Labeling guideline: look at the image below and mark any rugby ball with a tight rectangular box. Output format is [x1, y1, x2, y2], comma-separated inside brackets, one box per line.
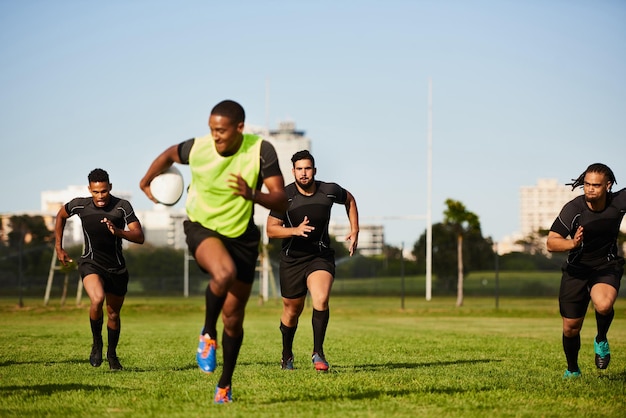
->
[151, 166, 184, 206]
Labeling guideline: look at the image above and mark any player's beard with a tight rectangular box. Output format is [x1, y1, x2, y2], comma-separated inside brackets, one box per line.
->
[584, 191, 606, 206]
[296, 178, 315, 191]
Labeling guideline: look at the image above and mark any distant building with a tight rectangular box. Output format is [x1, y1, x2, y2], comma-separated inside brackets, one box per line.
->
[246, 121, 312, 231]
[520, 179, 582, 237]
[328, 223, 384, 256]
[135, 206, 187, 249]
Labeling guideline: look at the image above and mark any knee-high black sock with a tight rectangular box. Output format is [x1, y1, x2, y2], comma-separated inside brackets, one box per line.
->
[312, 309, 329, 355]
[280, 322, 297, 360]
[203, 285, 226, 339]
[90, 317, 103, 345]
[107, 322, 121, 358]
[218, 330, 243, 389]
[595, 309, 614, 342]
[563, 333, 580, 372]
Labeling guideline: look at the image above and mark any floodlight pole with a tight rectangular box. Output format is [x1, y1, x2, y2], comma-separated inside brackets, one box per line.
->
[425, 78, 433, 301]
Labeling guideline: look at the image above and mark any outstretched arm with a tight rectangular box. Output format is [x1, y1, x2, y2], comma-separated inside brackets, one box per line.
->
[139, 144, 181, 203]
[343, 190, 359, 256]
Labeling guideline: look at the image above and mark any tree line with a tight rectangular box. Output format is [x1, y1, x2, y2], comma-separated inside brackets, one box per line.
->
[1, 205, 583, 298]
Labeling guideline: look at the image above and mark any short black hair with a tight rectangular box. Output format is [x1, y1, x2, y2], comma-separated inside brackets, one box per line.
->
[88, 168, 110, 183]
[291, 150, 315, 167]
[567, 163, 617, 191]
[211, 100, 245, 125]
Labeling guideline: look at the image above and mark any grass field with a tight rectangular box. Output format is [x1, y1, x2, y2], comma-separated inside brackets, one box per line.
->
[1, 295, 625, 417]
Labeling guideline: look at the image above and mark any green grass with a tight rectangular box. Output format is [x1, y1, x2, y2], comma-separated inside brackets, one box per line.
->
[1, 296, 625, 417]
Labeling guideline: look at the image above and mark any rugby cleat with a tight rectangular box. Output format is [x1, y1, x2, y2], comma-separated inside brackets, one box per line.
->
[197, 333, 217, 373]
[594, 338, 610, 369]
[214, 385, 232, 404]
[281, 357, 294, 370]
[562, 368, 581, 379]
[89, 342, 103, 367]
[312, 352, 329, 371]
[107, 356, 123, 371]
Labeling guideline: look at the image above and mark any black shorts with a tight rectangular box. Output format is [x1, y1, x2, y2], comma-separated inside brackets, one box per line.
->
[78, 261, 129, 297]
[559, 260, 624, 318]
[279, 250, 335, 299]
[184, 219, 260, 284]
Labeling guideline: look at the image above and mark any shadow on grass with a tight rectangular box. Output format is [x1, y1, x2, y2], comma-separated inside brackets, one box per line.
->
[0, 359, 86, 367]
[266, 385, 493, 404]
[597, 370, 626, 382]
[0, 383, 118, 395]
[240, 359, 500, 371]
[338, 358, 500, 371]
[0, 358, 198, 373]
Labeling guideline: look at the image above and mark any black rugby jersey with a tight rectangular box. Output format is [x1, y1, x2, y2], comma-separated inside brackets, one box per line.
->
[65, 196, 139, 271]
[270, 181, 347, 257]
[550, 188, 626, 269]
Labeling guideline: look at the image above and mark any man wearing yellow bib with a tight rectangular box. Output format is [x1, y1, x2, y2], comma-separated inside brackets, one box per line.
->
[140, 100, 287, 404]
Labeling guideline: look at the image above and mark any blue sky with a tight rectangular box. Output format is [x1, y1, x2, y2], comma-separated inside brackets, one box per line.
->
[1, 1, 624, 247]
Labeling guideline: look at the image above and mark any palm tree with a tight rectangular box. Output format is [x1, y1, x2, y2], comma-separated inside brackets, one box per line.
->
[443, 199, 480, 307]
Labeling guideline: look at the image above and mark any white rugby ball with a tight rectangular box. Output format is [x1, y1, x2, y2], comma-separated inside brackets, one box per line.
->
[150, 166, 184, 206]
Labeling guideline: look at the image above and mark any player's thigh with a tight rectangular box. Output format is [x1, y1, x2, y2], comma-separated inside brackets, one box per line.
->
[195, 237, 236, 281]
[82, 274, 105, 303]
[307, 270, 334, 308]
[559, 271, 590, 319]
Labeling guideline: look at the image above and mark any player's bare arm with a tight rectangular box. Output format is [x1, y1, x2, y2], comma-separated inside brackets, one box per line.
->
[267, 215, 315, 239]
[101, 218, 145, 244]
[139, 145, 182, 203]
[546, 227, 583, 252]
[54, 206, 72, 265]
[343, 191, 360, 256]
[257, 174, 288, 212]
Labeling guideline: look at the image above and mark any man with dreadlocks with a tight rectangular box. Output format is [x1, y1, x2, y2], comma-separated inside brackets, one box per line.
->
[547, 163, 625, 378]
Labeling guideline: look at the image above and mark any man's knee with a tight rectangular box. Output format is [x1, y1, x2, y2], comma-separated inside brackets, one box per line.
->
[594, 300, 614, 316]
[562, 318, 583, 336]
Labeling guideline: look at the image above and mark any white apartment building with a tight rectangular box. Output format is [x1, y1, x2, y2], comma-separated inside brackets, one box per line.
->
[328, 223, 384, 256]
[520, 179, 582, 236]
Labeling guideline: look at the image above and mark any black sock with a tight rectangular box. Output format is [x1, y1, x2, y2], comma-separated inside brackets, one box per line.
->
[563, 333, 580, 372]
[595, 309, 614, 342]
[107, 322, 121, 358]
[312, 309, 329, 355]
[218, 330, 243, 389]
[203, 285, 226, 339]
[280, 322, 297, 360]
[90, 317, 103, 345]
